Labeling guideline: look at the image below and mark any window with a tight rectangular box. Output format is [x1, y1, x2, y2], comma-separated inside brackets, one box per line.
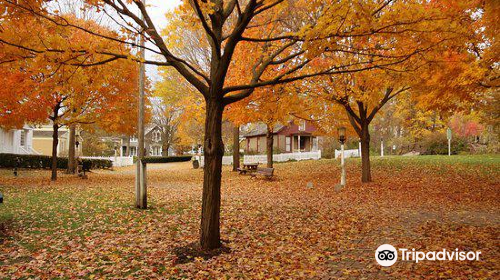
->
[286, 136, 291, 152]
[130, 136, 137, 142]
[152, 131, 161, 142]
[20, 130, 26, 146]
[150, 146, 162, 156]
[298, 120, 306, 131]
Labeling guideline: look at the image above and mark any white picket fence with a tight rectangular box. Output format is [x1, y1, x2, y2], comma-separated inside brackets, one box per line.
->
[334, 149, 360, 159]
[198, 151, 322, 166]
[83, 150, 323, 168]
[243, 150, 322, 164]
[81, 156, 134, 167]
[199, 156, 233, 167]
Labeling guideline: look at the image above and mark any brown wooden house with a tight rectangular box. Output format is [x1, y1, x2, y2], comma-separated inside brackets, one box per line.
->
[242, 120, 321, 154]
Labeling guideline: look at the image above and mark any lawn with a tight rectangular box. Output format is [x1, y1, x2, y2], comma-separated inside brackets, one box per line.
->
[0, 155, 499, 279]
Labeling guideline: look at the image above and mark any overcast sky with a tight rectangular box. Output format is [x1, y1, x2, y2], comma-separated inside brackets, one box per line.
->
[143, 0, 182, 82]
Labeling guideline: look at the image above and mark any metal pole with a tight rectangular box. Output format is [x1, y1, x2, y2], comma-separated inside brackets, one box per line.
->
[340, 143, 346, 187]
[136, 0, 147, 209]
[448, 139, 451, 156]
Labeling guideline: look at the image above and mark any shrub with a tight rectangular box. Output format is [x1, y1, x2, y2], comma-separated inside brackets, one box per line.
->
[81, 158, 113, 170]
[0, 153, 111, 170]
[418, 132, 468, 155]
[142, 155, 193, 164]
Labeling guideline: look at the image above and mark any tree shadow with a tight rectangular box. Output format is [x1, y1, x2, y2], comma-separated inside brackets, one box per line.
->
[172, 241, 231, 264]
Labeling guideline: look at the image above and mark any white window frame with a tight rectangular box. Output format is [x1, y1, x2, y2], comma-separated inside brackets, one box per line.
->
[286, 136, 291, 152]
[298, 120, 306, 131]
[313, 137, 318, 151]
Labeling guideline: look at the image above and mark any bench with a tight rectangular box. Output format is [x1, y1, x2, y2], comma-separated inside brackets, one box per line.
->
[237, 163, 259, 175]
[250, 167, 274, 179]
[237, 167, 248, 174]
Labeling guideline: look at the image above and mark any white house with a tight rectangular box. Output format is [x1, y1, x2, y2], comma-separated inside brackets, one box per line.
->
[0, 126, 37, 155]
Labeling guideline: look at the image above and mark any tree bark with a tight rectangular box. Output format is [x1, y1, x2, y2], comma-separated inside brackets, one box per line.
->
[163, 143, 170, 156]
[266, 127, 273, 168]
[51, 122, 59, 181]
[360, 123, 372, 182]
[200, 100, 225, 250]
[232, 124, 240, 171]
[67, 124, 76, 174]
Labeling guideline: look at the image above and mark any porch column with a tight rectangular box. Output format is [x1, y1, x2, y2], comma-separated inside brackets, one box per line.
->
[120, 138, 123, 158]
[298, 135, 301, 153]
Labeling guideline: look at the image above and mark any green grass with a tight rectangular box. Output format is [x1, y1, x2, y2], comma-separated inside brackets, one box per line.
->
[316, 154, 499, 176]
[0, 179, 191, 256]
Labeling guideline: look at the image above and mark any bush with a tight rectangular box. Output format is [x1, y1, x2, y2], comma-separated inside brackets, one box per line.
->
[81, 158, 113, 170]
[142, 155, 193, 164]
[0, 153, 112, 170]
[418, 132, 468, 155]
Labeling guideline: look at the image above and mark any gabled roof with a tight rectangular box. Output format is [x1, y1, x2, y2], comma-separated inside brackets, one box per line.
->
[145, 124, 162, 135]
[242, 123, 285, 137]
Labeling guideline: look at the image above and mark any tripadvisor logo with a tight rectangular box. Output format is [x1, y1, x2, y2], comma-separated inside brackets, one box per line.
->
[375, 244, 481, 266]
[375, 244, 398, 266]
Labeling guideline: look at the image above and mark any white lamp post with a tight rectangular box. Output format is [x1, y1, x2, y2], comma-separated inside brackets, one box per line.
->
[380, 137, 384, 157]
[338, 127, 346, 188]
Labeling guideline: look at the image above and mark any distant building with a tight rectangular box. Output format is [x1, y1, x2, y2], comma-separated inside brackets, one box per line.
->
[242, 120, 322, 154]
[121, 125, 166, 157]
[0, 125, 36, 154]
[32, 125, 83, 156]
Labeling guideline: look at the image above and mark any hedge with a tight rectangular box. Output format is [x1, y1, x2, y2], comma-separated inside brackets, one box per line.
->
[0, 153, 112, 170]
[142, 155, 193, 164]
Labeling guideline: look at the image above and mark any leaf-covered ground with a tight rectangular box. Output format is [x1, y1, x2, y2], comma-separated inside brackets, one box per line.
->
[0, 155, 499, 279]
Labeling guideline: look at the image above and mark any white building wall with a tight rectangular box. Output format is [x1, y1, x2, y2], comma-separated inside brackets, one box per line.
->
[0, 127, 35, 155]
[0, 129, 14, 153]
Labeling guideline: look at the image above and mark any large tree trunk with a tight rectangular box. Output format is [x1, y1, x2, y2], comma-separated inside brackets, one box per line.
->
[51, 122, 59, 181]
[67, 124, 76, 174]
[232, 124, 240, 171]
[360, 123, 372, 182]
[200, 100, 225, 250]
[266, 127, 273, 168]
[163, 143, 170, 156]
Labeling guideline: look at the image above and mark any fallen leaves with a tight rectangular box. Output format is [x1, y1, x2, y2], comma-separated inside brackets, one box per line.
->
[0, 156, 498, 279]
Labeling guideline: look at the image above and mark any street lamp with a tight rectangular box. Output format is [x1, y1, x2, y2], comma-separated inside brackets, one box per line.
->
[338, 126, 346, 189]
[338, 127, 346, 144]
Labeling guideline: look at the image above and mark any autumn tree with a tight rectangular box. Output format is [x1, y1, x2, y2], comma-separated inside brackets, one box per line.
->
[304, 0, 492, 182]
[4, 0, 480, 249]
[0, 16, 139, 180]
